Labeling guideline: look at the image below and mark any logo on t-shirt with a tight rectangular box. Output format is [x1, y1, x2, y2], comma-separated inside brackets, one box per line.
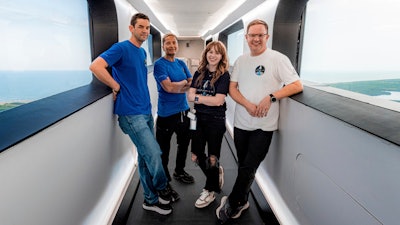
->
[255, 65, 265, 76]
[197, 79, 215, 96]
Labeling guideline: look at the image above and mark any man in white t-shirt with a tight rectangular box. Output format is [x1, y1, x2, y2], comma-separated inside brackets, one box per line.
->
[216, 19, 303, 224]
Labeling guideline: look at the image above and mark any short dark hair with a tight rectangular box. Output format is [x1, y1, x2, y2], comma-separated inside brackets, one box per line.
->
[162, 33, 178, 44]
[130, 13, 150, 26]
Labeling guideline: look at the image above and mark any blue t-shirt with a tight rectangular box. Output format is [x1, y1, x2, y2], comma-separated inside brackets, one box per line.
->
[153, 57, 192, 117]
[100, 40, 151, 115]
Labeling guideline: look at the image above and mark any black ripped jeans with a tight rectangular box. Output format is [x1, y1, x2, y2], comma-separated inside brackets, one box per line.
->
[191, 112, 226, 192]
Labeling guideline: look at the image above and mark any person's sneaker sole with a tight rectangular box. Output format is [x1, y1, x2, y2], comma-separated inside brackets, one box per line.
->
[231, 201, 250, 219]
[142, 202, 172, 215]
[216, 196, 228, 219]
[159, 196, 170, 205]
[219, 166, 224, 190]
[158, 188, 172, 204]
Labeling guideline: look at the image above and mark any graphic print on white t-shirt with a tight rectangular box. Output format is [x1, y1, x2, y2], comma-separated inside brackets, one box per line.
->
[255, 65, 265, 76]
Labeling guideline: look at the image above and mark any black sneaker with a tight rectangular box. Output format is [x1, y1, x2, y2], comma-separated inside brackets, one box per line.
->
[216, 196, 250, 223]
[216, 196, 231, 224]
[158, 188, 172, 204]
[142, 201, 172, 215]
[167, 183, 180, 202]
[173, 170, 194, 184]
[231, 201, 250, 219]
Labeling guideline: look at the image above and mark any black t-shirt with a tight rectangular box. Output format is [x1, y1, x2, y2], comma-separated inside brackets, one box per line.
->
[191, 70, 230, 116]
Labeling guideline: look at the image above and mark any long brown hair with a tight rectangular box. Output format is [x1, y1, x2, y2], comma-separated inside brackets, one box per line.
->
[194, 41, 229, 87]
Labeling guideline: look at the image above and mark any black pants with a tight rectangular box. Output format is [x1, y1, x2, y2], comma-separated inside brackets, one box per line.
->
[191, 113, 226, 192]
[228, 127, 273, 208]
[156, 110, 191, 181]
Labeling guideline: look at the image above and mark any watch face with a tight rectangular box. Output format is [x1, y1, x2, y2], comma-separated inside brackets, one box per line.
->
[270, 94, 276, 102]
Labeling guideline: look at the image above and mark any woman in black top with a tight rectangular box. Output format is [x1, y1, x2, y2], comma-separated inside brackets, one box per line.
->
[188, 41, 230, 208]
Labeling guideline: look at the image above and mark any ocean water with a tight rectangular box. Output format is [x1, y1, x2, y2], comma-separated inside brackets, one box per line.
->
[1, 70, 399, 104]
[301, 70, 400, 84]
[301, 71, 400, 102]
[0, 71, 92, 103]
[328, 78, 400, 102]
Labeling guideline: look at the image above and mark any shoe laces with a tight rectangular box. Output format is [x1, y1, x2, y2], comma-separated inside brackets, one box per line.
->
[200, 189, 213, 200]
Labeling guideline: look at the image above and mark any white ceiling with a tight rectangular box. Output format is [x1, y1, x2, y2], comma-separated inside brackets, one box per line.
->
[128, 0, 266, 39]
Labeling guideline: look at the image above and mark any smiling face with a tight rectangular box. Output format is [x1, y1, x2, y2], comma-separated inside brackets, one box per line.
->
[246, 24, 269, 56]
[130, 18, 150, 45]
[162, 35, 179, 57]
[206, 46, 222, 70]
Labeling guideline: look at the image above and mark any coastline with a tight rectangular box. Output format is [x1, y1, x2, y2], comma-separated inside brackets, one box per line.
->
[0, 100, 31, 105]
[0, 101, 30, 112]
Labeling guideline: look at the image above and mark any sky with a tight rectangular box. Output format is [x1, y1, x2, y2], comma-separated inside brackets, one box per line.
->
[1, 0, 399, 80]
[300, 0, 400, 83]
[0, 0, 90, 71]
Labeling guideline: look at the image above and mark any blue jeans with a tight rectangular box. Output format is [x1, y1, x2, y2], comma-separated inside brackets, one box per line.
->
[118, 114, 168, 204]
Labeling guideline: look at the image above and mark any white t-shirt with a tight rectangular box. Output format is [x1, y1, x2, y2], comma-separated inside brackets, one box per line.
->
[231, 49, 300, 131]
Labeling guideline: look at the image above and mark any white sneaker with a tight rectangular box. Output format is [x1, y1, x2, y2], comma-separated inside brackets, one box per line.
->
[195, 189, 215, 208]
[219, 166, 224, 190]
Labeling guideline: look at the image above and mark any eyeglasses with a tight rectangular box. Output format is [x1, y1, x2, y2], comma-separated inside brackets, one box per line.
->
[246, 33, 268, 39]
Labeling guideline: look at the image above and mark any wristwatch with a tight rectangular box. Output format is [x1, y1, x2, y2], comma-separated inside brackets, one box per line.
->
[269, 94, 276, 103]
[194, 95, 199, 103]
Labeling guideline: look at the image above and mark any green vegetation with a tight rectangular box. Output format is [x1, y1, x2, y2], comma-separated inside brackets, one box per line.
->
[329, 79, 400, 97]
[0, 102, 26, 112]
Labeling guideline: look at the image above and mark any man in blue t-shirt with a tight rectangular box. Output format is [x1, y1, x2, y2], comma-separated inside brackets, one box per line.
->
[89, 13, 172, 216]
[153, 33, 194, 201]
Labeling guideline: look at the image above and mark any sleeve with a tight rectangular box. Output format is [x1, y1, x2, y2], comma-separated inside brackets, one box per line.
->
[190, 71, 200, 88]
[277, 54, 300, 85]
[215, 72, 230, 95]
[99, 43, 122, 67]
[153, 60, 168, 84]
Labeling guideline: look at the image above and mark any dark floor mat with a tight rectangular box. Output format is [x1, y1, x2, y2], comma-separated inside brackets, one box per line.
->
[125, 135, 266, 225]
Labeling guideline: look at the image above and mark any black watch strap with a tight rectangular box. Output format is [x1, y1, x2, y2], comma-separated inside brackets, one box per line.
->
[269, 94, 276, 102]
